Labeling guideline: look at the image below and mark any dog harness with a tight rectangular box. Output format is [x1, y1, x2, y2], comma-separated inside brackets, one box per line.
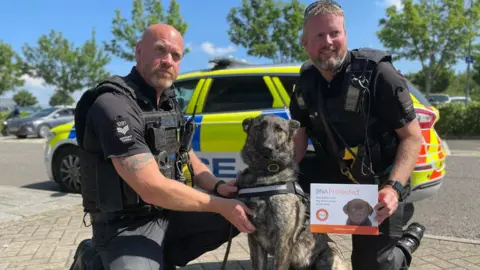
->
[237, 181, 306, 199]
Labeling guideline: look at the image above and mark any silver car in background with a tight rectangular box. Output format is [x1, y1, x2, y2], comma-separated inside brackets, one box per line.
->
[4, 106, 75, 138]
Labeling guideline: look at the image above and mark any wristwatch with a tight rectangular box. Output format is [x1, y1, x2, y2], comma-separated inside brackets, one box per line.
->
[384, 180, 404, 201]
[213, 180, 226, 197]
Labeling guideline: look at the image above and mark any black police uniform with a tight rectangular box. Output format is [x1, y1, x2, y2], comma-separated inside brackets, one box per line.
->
[71, 67, 239, 270]
[290, 48, 424, 270]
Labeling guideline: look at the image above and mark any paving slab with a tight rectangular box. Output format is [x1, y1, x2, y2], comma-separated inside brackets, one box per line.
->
[0, 186, 81, 226]
[0, 203, 479, 270]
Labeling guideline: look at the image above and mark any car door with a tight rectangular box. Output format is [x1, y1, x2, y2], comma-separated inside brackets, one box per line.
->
[50, 108, 75, 127]
[191, 75, 286, 179]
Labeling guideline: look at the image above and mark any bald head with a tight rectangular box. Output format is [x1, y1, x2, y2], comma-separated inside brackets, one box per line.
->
[135, 24, 184, 97]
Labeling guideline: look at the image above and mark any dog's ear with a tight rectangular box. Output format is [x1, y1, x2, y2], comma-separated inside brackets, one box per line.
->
[242, 117, 253, 132]
[289, 120, 301, 136]
[343, 202, 349, 214]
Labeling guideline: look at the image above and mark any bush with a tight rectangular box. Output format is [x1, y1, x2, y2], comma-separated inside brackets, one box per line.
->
[435, 101, 480, 137]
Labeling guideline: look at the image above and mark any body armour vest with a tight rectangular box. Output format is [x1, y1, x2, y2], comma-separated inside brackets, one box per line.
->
[294, 48, 400, 184]
[74, 75, 185, 213]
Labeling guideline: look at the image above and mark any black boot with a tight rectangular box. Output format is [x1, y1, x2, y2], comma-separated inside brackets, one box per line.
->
[397, 222, 426, 265]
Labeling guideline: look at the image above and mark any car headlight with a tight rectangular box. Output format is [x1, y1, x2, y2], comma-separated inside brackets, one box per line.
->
[3, 121, 6, 125]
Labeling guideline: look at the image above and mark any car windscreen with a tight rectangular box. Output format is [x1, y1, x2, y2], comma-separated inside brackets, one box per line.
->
[406, 82, 432, 106]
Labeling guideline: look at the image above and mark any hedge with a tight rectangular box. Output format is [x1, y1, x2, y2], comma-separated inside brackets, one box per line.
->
[435, 101, 480, 137]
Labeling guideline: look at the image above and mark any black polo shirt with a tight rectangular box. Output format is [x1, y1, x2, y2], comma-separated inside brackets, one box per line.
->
[290, 51, 417, 185]
[290, 51, 416, 132]
[83, 67, 161, 159]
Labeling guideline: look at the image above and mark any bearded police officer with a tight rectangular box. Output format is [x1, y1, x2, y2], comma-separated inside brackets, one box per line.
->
[290, 1, 426, 270]
[71, 24, 255, 270]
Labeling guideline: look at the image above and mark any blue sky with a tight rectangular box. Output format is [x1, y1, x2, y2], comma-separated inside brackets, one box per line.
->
[0, 0, 472, 106]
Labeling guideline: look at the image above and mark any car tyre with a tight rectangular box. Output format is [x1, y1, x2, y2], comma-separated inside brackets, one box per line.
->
[53, 145, 82, 193]
[37, 124, 51, 138]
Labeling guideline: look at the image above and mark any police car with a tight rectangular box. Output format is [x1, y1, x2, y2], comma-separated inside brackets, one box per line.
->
[44, 57, 448, 205]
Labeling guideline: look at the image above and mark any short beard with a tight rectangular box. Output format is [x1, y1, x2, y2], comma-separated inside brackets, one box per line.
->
[149, 73, 174, 90]
[313, 50, 347, 73]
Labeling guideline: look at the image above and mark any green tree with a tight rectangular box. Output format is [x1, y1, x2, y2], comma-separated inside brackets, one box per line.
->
[22, 29, 111, 98]
[0, 40, 25, 96]
[49, 91, 74, 106]
[104, 0, 188, 62]
[227, 0, 308, 63]
[472, 43, 480, 87]
[403, 66, 455, 93]
[377, 0, 480, 95]
[12, 89, 38, 107]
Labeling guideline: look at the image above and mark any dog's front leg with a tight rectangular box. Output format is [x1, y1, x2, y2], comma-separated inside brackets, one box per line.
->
[273, 234, 294, 270]
[248, 235, 269, 270]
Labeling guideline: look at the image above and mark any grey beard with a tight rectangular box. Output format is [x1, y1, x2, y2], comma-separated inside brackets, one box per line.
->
[313, 51, 347, 73]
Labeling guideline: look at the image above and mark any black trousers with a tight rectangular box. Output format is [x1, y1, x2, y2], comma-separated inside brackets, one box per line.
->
[90, 210, 239, 270]
[298, 154, 412, 270]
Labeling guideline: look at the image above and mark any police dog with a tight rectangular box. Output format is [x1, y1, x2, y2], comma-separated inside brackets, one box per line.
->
[237, 114, 349, 270]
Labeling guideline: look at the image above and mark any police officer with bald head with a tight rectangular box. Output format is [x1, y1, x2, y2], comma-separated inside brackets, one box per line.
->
[70, 24, 255, 270]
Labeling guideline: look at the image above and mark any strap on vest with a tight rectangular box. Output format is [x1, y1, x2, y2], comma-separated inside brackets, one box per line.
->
[293, 49, 393, 184]
[237, 181, 305, 199]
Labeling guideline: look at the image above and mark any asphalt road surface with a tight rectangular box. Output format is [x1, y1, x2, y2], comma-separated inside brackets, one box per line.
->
[0, 136, 479, 239]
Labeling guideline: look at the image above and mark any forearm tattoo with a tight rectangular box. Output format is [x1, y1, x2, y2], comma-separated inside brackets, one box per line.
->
[118, 153, 155, 172]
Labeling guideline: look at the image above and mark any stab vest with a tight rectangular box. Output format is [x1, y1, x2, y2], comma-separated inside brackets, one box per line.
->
[74, 75, 185, 213]
[294, 48, 400, 184]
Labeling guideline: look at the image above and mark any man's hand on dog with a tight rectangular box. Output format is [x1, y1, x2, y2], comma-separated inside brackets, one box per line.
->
[219, 199, 256, 233]
[217, 179, 238, 198]
[374, 186, 399, 224]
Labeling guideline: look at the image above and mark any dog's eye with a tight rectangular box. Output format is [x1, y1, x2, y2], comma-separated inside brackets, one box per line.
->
[274, 124, 284, 133]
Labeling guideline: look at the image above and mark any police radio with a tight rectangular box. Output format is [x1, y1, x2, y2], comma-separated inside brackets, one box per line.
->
[344, 76, 368, 113]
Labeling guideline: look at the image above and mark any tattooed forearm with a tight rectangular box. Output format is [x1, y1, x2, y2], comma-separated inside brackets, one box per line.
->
[117, 153, 155, 172]
[389, 137, 422, 185]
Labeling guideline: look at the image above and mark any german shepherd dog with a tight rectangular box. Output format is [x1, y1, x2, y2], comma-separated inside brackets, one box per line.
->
[236, 114, 349, 270]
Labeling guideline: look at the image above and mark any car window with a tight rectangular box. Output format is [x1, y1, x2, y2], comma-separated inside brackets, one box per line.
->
[278, 76, 299, 97]
[174, 79, 200, 112]
[406, 82, 432, 106]
[202, 76, 274, 113]
[57, 109, 74, 116]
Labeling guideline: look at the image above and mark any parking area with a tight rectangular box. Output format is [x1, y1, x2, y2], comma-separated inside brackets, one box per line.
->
[1, 137, 480, 269]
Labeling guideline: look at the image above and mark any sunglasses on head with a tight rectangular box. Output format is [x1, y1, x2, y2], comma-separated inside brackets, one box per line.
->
[304, 0, 343, 17]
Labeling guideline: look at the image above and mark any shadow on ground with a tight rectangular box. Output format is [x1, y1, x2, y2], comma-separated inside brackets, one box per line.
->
[181, 259, 274, 270]
[22, 180, 68, 197]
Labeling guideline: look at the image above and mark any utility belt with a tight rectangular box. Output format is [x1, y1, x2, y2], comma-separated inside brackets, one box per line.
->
[89, 204, 166, 224]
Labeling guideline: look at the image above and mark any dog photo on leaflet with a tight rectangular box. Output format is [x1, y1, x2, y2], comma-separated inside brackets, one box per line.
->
[236, 114, 349, 270]
[343, 198, 374, 226]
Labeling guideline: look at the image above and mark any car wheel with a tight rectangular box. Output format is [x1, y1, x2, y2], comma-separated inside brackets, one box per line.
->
[53, 145, 81, 193]
[37, 125, 50, 138]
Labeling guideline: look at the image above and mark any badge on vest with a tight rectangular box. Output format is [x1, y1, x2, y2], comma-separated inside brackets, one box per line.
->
[114, 115, 134, 144]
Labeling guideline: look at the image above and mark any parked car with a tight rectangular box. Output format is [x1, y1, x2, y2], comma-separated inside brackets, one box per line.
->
[449, 96, 472, 104]
[426, 94, 451, 106]
[44, 58, 448, 207]
[4, 106, 75, 138]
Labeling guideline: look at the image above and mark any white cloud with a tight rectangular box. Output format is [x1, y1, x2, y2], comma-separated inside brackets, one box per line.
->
[21, 74, 47, 89]
[200, 42, 237, 56]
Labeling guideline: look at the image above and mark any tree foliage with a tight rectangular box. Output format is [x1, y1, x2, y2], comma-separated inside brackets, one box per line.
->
[49, 91, 74, 106]
[12, 89, 38, 107]
[377, 0, 480, 95]
[473, 43, 480, 87]
[227, 0, 308, 63]
[0, 40, 25, 96]
[22, 29, 111, 97]
[104, 0, 188, 62]
[403, 66, 455, 93]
